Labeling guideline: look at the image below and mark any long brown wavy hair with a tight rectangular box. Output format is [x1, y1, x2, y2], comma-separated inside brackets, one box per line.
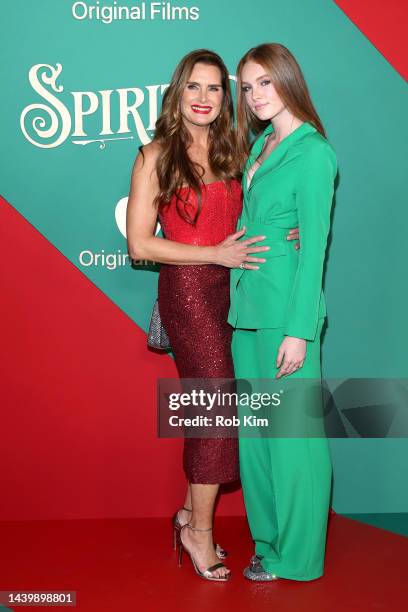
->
[236, 43, 326, 169]
[152, 49, 239, 223]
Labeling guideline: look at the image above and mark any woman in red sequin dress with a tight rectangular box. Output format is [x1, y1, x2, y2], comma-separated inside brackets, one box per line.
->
[126, 50, 271, 581]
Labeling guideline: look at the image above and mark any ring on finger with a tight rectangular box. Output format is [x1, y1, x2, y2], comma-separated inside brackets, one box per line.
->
[239, 262, 246, 270]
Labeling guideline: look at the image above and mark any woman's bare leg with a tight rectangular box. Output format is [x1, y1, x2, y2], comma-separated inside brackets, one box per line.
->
[181, 483, 229, 578]
[177, 482, 192, 525]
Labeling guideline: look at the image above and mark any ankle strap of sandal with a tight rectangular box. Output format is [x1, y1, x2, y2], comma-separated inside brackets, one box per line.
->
[185, 523, 212, 532]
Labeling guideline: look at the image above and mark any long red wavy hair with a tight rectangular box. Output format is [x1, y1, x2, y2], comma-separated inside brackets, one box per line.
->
[236, 43, 326, 168]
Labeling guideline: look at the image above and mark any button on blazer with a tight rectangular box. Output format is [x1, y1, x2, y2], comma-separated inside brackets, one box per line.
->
[228, 122, 337, 341]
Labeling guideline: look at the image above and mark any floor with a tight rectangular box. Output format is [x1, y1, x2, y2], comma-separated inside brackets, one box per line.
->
[0, 514, 407, 611]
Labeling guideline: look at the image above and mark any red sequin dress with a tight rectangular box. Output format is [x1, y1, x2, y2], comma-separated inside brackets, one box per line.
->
[158, 180, 242, 484]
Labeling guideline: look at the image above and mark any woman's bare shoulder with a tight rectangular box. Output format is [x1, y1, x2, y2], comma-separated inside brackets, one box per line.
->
[138, 140, 162, 166]
[132, 140, 162, 179]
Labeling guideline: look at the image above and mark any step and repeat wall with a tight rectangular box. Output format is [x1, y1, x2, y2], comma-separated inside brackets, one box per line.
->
[0, 0, 406, 518]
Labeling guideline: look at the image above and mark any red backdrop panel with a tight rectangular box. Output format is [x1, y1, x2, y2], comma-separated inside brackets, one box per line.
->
[335, 0, 407, 80]
[0, 196, 244, 519]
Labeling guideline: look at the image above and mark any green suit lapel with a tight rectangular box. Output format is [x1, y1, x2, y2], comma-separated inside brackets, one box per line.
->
[244, 122, 316, 194]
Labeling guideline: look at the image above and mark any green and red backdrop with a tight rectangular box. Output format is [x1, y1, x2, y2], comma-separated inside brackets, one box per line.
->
[0, 0, 407, 520]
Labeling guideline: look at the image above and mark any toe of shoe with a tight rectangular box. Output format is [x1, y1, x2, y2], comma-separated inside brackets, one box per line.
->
[243, 566, 278, 582]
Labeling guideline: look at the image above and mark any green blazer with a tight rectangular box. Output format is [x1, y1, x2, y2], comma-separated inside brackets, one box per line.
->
[228, 121, 337, 341]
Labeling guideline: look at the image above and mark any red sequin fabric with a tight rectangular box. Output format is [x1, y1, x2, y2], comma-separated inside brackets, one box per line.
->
[158, 180, 242, 484]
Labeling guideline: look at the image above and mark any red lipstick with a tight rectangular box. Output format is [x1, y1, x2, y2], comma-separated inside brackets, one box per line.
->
[191, 105, 212, 114]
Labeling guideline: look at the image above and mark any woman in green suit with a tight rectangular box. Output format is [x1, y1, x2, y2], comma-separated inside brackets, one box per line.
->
[229, 44, 337, 581]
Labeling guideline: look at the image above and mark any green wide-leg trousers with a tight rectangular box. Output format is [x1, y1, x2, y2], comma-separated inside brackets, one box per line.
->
[232, 320, 332, 581]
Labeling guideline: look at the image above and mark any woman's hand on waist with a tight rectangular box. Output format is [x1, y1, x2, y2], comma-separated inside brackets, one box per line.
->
[213, 226, 270, 270]
[287, 227, 300, 250]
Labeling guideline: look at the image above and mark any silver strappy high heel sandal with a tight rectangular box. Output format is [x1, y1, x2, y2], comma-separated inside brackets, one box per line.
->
[172, 507, 228, 559]
[178, 523, 231, 582]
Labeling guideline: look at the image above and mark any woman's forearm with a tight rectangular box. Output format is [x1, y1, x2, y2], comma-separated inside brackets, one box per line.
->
[128, 234, 219, 265]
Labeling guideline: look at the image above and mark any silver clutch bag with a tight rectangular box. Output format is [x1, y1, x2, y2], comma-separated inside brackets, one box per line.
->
[147, 299, 171, 350]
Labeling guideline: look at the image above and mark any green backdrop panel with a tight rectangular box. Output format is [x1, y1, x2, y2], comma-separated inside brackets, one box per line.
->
[1, 0, 407, 513]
